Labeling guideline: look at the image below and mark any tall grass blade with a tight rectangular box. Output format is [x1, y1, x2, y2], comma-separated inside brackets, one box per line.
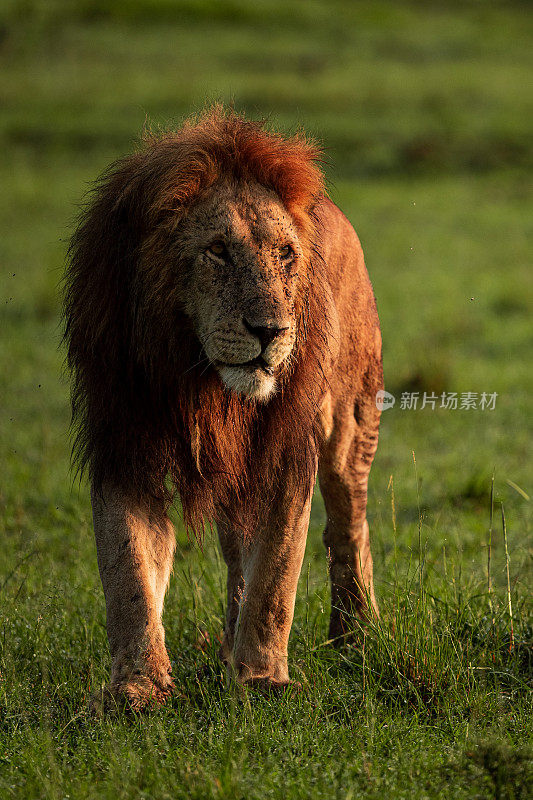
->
[412, 451, 423, 596]
[387, 474, 398, 598]
[501, 502, 514, 652]
[487, 471, 494, 616]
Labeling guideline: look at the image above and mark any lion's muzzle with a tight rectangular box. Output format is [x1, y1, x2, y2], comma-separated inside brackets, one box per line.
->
[204, 317, 294, 369]
[204, 316, 295, 401]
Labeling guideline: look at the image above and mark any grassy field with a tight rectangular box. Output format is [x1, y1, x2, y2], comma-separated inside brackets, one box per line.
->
[0, 1, 532, 798]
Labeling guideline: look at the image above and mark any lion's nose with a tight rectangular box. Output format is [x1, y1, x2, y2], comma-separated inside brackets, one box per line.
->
[243, 319, 289, 352]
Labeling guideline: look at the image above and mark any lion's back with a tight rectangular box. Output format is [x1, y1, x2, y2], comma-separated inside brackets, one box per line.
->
[315, 195, 383, 403]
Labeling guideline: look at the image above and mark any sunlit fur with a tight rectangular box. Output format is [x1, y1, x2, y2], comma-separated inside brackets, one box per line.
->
[63, 106, 329, 535]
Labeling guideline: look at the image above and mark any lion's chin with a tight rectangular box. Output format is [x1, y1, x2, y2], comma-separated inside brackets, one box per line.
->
[218, 364, 277, 402]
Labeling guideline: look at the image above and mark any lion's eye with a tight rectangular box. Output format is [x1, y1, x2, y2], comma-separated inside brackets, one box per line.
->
[207, 241, 227, 259]
[279, 244, 294, 262]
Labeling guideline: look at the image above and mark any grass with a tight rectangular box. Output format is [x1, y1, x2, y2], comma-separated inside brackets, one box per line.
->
[0, 1, 532, 798]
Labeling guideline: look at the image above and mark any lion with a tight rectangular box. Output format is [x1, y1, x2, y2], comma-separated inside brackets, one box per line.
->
[63, 106, 383, 709]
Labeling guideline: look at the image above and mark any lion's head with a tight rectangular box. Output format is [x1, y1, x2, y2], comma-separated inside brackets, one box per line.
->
[137, 177, 308, 403]
[64, 107, 329, 529]
[178, 181, 301, 402]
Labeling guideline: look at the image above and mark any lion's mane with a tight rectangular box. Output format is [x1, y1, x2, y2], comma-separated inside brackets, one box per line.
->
[63, 107, 330, 534]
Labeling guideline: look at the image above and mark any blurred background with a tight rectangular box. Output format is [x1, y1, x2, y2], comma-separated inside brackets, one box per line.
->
[0, 0, 531, 644]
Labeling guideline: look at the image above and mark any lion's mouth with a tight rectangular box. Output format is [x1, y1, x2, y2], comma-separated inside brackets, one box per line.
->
[217, 356, 275, 376]
[216, 356, 278, 402]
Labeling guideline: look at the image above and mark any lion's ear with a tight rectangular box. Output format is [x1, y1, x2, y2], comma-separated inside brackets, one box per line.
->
[64, 155, 147, 370]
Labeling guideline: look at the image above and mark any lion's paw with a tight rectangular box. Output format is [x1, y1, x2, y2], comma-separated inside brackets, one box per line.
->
[90, 674, 174, 715]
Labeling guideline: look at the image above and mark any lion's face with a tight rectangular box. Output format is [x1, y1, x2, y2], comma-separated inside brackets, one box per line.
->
[181, 181, 304, 402]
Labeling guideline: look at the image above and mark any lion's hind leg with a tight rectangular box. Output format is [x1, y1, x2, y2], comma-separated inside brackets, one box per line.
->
[216, 518, 244, 668]
[90, 486, 175, 713]
[319, 396, 381, 643]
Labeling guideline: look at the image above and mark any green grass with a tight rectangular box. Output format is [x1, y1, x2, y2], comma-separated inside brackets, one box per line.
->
[0, 1, 532, 798]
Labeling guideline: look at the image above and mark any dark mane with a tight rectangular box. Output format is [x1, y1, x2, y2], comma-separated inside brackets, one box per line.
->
[63, 106, 329, 535]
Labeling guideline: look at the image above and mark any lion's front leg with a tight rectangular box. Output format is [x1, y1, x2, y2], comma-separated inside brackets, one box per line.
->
[229, 483, 314, 690]
[91, 485, 175, 711]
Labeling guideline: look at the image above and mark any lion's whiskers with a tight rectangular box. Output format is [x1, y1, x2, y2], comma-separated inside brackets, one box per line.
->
[180, 354, 211, 378]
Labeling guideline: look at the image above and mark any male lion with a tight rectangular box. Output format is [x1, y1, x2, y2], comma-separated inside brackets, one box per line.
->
[63, 107, 383, 709]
